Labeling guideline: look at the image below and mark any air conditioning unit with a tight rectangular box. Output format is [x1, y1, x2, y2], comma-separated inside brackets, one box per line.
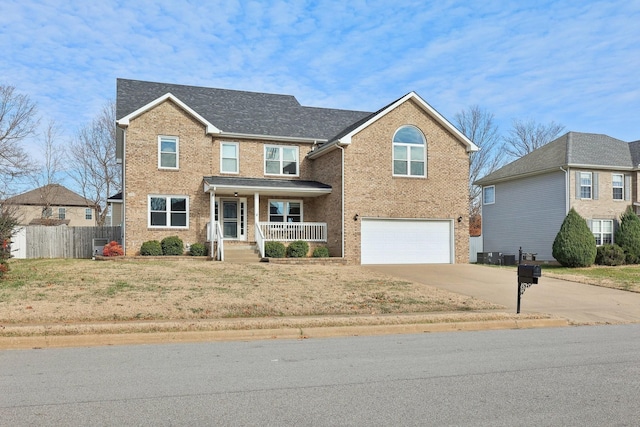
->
[92, 238, 109, 258]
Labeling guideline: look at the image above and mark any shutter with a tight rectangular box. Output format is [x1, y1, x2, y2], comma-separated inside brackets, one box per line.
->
[625, 174, 631, 201]
[575, 171, 580, 199]
[593, 173, 599, 200]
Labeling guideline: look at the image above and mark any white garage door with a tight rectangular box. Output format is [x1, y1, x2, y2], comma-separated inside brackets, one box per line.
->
[361, 219, 452, 264]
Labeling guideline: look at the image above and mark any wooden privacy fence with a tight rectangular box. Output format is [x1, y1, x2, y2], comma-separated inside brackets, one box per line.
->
[18, 226, 122, 259]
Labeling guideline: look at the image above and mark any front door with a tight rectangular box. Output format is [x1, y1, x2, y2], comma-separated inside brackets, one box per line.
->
[222, 200, 239, 238]
[220, 199, 246, 240]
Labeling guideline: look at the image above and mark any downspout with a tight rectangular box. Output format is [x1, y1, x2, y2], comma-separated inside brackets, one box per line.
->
[561, 166, 569, 214]
[121, 128, 126, 255]
[337, 144, 345, 259]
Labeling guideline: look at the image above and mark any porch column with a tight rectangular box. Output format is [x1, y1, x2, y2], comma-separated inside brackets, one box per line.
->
[214, 189, 216, 260]
[254, 192, 260, 228]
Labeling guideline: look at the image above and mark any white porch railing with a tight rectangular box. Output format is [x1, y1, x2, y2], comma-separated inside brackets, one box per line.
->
[255, 223, 266, 258]
[207, 221, 224, 261]
[259, 222, 327, 242]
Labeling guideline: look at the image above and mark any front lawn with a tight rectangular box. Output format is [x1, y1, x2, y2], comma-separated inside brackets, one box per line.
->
[542, 265, 640, 293]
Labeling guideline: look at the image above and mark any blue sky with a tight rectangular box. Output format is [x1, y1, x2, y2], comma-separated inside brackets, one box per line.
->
[2, 0, 640, 154]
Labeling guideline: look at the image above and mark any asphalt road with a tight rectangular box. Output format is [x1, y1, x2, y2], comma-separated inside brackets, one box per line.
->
[2, 324, 640, 426]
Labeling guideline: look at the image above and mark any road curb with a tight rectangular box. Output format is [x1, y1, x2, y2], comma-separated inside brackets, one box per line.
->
[0, 318, 569, 350]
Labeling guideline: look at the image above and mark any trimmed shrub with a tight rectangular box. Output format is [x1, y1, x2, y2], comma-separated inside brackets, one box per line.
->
[312, 246, 330, 258]
[552, 208, 596, 267]
[189, 242, 208, 256]
[140, 240, 162, 256]
[614, 206, 640, 264]
[161, 236, 184, 256]
[287, 240, 309, 258]
[102, 241, 124, 256]
[595, 244, 626, 266]
[265, 241, 286, 258]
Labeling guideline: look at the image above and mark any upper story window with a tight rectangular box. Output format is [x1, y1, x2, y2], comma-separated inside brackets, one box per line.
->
[483, 186, 495, 205]
[612, 174, 624, 200]
[158, 136, 179, 169]
[85, 208, 93, 220]
[265, 145, 298, 176]
[221, 142, 239, 174]
[269, 200, 302, 222]
[393, 126, 426, 177]
[149, 195, 188, 228]
[42, 207, 52, 218]
[58, 208, 66, 220]
[580, 172, 592, 199]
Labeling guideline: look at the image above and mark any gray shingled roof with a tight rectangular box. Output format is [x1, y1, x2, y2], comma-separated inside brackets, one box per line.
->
[203, 176, 331, 191]
[117, 79, 371, 141]
[5, 184, 92, 207]
[475, 132, 636, 185]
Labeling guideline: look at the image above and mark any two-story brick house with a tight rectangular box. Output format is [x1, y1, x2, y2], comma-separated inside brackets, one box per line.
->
[115, 79, 477, 264]
[476, 132, 640, 261]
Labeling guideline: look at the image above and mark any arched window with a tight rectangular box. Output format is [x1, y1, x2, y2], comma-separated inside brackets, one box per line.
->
[393, 126, 426, 177]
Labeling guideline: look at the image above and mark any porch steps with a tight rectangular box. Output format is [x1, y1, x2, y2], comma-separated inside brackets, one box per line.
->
[223, 243, 261, 263]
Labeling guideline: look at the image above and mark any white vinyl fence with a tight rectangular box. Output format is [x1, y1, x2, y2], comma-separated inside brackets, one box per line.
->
[469, 236, 483, 263]
[10, 225, 122, 259]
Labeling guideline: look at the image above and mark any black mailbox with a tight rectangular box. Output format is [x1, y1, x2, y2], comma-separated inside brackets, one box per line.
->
[517, 264, 541, 284]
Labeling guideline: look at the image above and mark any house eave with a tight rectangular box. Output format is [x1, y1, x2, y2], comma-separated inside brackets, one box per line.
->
[334, 92, 478, 153]
[219, 132, 325, 144]
[116, 93, 220, 135]
[203, 180, 332, 198]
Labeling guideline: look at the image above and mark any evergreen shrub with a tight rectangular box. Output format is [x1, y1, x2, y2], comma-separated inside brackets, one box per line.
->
[552, 208, 596, 267]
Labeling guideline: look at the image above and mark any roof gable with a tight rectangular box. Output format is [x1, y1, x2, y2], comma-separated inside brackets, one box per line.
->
[4, 184, 92, 207]
[476, 132, 636, 185]
[333, 92, 477, 151]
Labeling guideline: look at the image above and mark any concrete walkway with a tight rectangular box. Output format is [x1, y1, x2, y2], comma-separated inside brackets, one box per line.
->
[366, 264, 640, 325]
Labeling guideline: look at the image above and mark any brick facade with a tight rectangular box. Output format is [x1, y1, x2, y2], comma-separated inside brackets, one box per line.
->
[121, 95, 471, 263]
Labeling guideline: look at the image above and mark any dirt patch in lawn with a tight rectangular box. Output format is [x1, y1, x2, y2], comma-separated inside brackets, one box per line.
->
[0, 258, 514, 336]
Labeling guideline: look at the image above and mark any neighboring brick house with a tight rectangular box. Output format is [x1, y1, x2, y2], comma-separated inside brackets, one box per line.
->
[476, 132, 640, 261]
[4, 184, 96, 226]
[115, 79, 477, 264]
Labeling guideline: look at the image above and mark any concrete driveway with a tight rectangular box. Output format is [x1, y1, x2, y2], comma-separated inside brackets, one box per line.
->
[366, 264, 640, 325]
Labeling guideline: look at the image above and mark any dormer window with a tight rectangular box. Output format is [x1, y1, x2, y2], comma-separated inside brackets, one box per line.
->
[393, 126, 426, 177]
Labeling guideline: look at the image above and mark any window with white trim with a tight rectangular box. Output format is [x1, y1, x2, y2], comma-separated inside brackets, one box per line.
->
[85, 208, 93, 220]
[265, 145, 299, 176]
[149, 195, 188, 228]
[158, 136, 179, 169]
[612, 174, 624, 200]
[269, 200, 302, 222]
[58, 207, 66, 220]
[42, 207, 52, 218]
[221, 142, 239, 174]
[591, 219, 613, 245]
[392, 126, 426, 177]
[580, 172, 592, 199]
[483, 186, 495, 205]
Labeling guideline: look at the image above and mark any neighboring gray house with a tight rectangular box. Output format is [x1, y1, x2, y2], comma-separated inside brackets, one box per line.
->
[475, 132, 640, 261]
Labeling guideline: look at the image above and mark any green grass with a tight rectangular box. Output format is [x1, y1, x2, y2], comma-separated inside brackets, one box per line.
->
[541, 264, 640, 293]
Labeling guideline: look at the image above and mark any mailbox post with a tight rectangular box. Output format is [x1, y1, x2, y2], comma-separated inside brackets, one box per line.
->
[516, 247, 541, 313]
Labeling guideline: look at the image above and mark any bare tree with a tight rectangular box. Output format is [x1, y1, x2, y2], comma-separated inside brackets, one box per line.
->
[31, 120, 65, 218]
[503, 119, 565, 159]
[0, 85, 39, 198]
[67, 101, 120, 225]
[454, 105, 505, 217]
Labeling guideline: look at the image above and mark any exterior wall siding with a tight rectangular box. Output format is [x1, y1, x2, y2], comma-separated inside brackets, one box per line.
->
[342, 99, 470, 264]
[12, 205, 96, 226]
[482, 171, 566, 261]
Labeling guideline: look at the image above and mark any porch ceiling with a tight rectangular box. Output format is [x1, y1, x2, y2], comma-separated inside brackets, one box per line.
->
[203, 176, 332, 197]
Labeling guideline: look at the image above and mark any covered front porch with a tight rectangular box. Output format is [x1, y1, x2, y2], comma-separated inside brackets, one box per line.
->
[203, 176, 332, 260]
